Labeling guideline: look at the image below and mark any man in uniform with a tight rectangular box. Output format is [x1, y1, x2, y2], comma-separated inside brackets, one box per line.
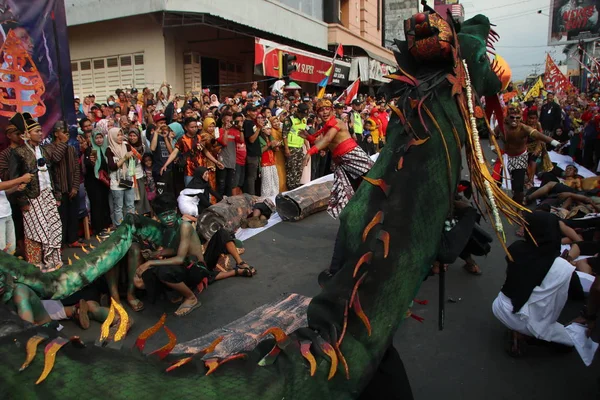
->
[303, 99, 373, 218]
[282, 102, 309, 190]
[349, 99, 364, 142]
[493, 104, 560, 205]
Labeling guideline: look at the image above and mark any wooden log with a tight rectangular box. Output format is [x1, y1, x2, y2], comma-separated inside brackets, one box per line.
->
[172, 293, 310, 358]
[275, 181, 333, 221]
[196, 194, 275, 242]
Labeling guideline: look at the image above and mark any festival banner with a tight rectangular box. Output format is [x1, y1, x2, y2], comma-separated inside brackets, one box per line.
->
[544, 54, 577, 95]
[0, 1, 75, 146]
[548, 0, 600, 46]
[254, 38, 351, 85]
[523, 77, 544, 101]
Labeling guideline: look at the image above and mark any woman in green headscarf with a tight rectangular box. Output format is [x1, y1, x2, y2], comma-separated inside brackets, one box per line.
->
[83, 130, 112, 235]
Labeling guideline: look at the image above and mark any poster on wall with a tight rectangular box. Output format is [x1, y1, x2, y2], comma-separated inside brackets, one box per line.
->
[548, 0, 600, 46]
[0, 0, 75, 147]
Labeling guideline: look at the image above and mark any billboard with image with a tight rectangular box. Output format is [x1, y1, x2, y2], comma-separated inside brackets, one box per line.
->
[549, 0, 600, 45]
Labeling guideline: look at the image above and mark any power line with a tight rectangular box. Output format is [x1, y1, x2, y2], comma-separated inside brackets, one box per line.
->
[468, 1, 533, 14]
[490, 5, 551, 22]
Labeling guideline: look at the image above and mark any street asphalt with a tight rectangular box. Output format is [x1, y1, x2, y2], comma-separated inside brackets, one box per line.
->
[57, 142, 600, 400]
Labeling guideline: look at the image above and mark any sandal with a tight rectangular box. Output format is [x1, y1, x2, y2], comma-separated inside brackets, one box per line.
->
[237, 261, 257, 276]
[74, 299, 90, 330]
[234, 264, 254, 277]
[127, 298, 144, 312]
[174, 298, 201, 317]
[463, 262, 482, 276]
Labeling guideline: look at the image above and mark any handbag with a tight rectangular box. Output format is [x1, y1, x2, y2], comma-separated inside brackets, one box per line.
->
[98, 170, 110, 188]
[117, 160, 134, 189]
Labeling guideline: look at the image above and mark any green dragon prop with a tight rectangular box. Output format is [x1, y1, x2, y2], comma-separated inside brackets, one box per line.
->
[0, 11, 523, 399]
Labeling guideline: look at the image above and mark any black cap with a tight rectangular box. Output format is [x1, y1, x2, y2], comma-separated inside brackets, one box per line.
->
[297, 103, 309, 114]
[244, 104, 257, 113]
[302, 96, 310, 102]
[334, 102, 344, 109]
[351, 99, 362, 106]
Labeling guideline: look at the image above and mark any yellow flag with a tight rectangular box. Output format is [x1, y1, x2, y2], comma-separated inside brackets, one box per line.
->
[524, 77, 543, 101]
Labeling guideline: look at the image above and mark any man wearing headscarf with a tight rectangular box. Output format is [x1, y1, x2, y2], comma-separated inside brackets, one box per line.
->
[303, 99, 374, 219]
[492, 211, 579, 356]
[9, 112, 66, 272]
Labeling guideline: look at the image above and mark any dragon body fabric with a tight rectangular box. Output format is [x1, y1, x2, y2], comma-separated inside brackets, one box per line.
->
[0, 12, 513, 399]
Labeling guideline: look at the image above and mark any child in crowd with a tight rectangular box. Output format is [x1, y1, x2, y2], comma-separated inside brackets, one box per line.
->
[143, 154, 157, 203]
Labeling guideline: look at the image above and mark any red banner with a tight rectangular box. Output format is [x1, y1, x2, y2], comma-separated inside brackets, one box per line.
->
[544, 54, 578, 95]
[254, 38, 346, 84]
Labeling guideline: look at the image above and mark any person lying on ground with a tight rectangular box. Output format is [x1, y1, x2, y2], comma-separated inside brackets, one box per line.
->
[132, 193, 256, 317]
[0, 271, 109, 329]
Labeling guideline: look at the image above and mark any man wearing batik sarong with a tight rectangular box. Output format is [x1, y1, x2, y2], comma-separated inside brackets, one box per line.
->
[303, 99, 373, 218]
[9, 112, 66, 272]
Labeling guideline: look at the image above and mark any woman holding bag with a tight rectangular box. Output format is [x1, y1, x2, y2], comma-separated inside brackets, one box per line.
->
[83, 130, 112, 235]
[106, 127, 135, 226]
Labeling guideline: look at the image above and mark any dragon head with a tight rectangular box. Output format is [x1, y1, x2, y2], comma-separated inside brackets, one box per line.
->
[458, 15, 509, 96]
[458, 14, 510, 126]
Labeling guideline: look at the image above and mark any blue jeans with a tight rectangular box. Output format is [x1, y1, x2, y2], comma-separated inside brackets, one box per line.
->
[111, 188, 135, 226]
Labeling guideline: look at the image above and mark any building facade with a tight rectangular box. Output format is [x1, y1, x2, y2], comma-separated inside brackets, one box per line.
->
[66, 0, 399, 100]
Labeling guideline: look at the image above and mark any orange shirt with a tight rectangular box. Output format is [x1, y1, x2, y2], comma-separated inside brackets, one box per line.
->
[175, 134, 206, 177]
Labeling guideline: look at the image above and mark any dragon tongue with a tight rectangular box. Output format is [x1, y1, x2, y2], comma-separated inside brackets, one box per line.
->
[485, 95, 504, 135]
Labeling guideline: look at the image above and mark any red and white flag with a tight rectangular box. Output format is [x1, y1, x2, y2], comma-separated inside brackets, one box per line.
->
[336, 78, 360, 105]
[544, 54, 577, 95]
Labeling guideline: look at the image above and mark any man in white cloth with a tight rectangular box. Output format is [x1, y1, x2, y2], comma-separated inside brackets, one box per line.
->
[492, 211, 581, 356]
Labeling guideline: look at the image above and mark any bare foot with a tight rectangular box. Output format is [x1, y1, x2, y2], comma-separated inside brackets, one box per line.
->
[174, 296, 201, 317]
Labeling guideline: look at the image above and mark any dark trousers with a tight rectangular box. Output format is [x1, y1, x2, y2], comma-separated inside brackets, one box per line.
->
[59, 192, 80, 244]
[244, 156, 260, 195]
[217, 168, 235, 197]
[583, 139, 596, 170]
[9, 200, 23, 243]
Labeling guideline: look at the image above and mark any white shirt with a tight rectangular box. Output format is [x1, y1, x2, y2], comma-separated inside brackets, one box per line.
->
[34, 146, 52, 192]
[0, 178, 11, 218]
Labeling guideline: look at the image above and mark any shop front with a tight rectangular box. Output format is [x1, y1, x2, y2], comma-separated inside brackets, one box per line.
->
[254, 38, 351, 96]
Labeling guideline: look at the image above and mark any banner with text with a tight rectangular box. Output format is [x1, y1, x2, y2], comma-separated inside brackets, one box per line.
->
[254, 38, 351, 85]
[549, 0, 600, 46]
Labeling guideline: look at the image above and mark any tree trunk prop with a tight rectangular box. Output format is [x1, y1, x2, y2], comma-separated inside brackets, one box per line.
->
[196, 194, 274, 242]
[276, 181, 333, 221]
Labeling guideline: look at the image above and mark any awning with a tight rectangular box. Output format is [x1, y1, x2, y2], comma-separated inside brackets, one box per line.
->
[254, 38, 351, 85]
[341, 45, 397, 84]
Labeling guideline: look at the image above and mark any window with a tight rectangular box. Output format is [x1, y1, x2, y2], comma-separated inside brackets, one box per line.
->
[71, 53, 145, 100]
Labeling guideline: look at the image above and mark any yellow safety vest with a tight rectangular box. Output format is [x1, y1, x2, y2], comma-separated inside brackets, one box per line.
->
[287, 116, 306, 148]
[352, 112, 363, 135]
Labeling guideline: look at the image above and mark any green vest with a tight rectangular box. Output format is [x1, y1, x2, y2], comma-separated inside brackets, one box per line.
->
[288, 116, 306, 148]
[352, 112, 363, 135]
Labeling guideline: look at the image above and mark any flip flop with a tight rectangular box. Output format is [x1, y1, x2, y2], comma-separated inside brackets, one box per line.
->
[127, 298, 144, 312]
[174, 299, 201, 317]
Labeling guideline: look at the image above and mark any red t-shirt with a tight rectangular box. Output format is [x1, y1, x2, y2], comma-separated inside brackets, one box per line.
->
[231, 128, 246, 165]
